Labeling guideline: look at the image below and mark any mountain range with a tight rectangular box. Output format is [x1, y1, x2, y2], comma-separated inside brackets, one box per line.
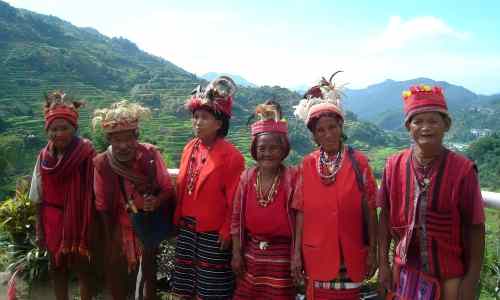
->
[201, 72, 257, 88]
[1, 0, 499, 197]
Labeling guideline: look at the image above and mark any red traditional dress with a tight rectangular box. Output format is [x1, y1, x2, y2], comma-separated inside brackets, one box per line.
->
[231, 166, 297, 300]
[293, 146, 377, 300]
[93, 143, 174, 271]
[172, 137, 245, 299]
[29, 137, 96, 266]
[377, 148, 485, 298]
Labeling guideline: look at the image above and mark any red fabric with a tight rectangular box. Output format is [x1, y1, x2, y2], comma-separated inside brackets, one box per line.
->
[231, 167, 297, 251]
[309, 286, 360, 300]
[93, 143, 174, 270]
[293, 148, 376, 282]
[94, 144, 173, 211]
[39, 138, 95, 265]
[44, 105, 78, 129]
[308, 103, 344, 124]
[180, 142, 209, 218]
[174, 138, 245, 241]
[377, 148, 485, 279]
[244, 173, 291, 238]
[233, 238, 294, 300]
[402, 85, 448, 121]
[101, 119, 139, 133]
[186, 95, 233, 117]
[250, 119, 288, 136]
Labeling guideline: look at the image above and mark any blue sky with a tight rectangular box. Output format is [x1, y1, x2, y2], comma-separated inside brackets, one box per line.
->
[6, 0, 500, 94]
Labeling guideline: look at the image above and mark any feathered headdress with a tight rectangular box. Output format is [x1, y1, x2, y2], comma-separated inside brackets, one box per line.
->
[251, 102, 288, 136]
[294, 71, 345, 127]
[44, 91, 83, 129]
[92, 100, 151, 133]
[186, 76, 237, 117]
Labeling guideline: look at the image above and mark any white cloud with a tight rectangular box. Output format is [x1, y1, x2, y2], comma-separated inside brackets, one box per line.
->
[364, 16, 469, 53]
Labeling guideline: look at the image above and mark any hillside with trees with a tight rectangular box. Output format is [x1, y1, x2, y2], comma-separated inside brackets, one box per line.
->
[0, 0, 402, 198]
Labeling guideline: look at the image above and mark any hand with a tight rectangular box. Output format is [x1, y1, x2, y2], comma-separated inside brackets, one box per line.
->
[459, 274, 479, 300]
[291, 253, 304, 286]
[231, 252, 246, 277]
[143, 195, 160, 212]
[218, 235, 231, 251]
[36, 234, 46, 250]
[378, 263, 393, 296]
[366, 248, 378, 278]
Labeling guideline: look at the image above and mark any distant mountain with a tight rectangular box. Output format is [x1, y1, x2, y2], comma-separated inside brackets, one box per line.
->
[0, 0, 407, 197]
[340, 78, 495, 130]
[201, 72, 257, 88]
[289, 84, 309, 95]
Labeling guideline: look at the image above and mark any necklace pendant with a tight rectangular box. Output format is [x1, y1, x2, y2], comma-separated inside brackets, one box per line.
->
[423, 178, 430, 185]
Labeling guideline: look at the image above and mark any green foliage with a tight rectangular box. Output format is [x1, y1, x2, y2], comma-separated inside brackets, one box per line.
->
[0, 185, 49, 290]
[466, 132, 500, 192]
[480, 209, 500, 299]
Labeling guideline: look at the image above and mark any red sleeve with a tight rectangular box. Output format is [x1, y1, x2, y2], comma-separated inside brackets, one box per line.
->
[363, 163, 378, 209]
[219, 150, 245, 241]
[376, 165, 391, 209]
[93, 164, 107, 212]
[230, 170, 249, 236]
[459, 167, 485, 225]
[291, 162, 304, 211]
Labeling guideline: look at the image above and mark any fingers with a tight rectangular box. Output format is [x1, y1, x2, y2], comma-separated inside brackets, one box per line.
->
[218, 237, 230, 250]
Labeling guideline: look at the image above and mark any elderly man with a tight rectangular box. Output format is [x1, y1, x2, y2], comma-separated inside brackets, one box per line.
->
[378, 85, 485, 300]
[92, 100, 174, 300]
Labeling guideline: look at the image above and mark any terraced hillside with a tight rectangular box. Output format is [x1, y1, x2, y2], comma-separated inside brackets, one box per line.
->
[0, 1, 405, 198]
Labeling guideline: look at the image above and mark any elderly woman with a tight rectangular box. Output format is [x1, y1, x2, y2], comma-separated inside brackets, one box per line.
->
[171, 76, 245, 299]
[29, 91, 96, 300]
[231, 101, 296, 299]
[92, 100, 174, 300]
[377, 85, 485, 300]
[291, 73, 378, 300]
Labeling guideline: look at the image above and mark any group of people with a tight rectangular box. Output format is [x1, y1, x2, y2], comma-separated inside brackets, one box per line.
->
[27, 74, 485, 300]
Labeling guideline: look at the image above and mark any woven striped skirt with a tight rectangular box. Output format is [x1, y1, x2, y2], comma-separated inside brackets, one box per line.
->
[171, 217, 234, 299]
[233, 236, 294, 300]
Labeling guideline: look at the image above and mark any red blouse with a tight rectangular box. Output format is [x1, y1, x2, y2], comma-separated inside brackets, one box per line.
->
[244, 172, 291, 238]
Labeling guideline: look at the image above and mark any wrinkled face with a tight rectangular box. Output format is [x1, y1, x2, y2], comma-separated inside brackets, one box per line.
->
[192, 109, 221, 140]
[47, 118, 75, 151]
[407, 111, 449, 148]
[107, 130, 139, 162]
[255, 133, 285, 170]
[313, 116, 342, 154]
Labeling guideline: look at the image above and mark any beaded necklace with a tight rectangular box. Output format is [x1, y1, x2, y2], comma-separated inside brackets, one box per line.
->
[186, 139, 208, 195]
[411, 150, 441, 192]
[255, 167, 281, 207]
[316, 146, 344, 185]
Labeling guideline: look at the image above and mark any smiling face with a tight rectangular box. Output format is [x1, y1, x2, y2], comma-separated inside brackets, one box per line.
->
[47, 118, 75, 152]
[407, 111, 450, 149]
[192, 108, 222, 141]
[312, 115, 343, 155]
[107, 129, 139, 162]
[255, 133, 285, 171]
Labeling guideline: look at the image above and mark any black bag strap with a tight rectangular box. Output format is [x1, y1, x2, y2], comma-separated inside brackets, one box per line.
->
[347, 145, 370, 245]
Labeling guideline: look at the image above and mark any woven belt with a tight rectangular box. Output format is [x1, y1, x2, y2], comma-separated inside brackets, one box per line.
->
[249, 236, 291, 251]
[314, 281, 362, 290]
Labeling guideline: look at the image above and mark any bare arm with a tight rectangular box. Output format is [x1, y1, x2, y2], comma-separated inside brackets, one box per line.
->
[291, 211, 304, 284]
[366, 207, 378, 278]
[378, 207, 393, 292]
[231, 234, 245, 277]
[459, 224, 485, 300]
